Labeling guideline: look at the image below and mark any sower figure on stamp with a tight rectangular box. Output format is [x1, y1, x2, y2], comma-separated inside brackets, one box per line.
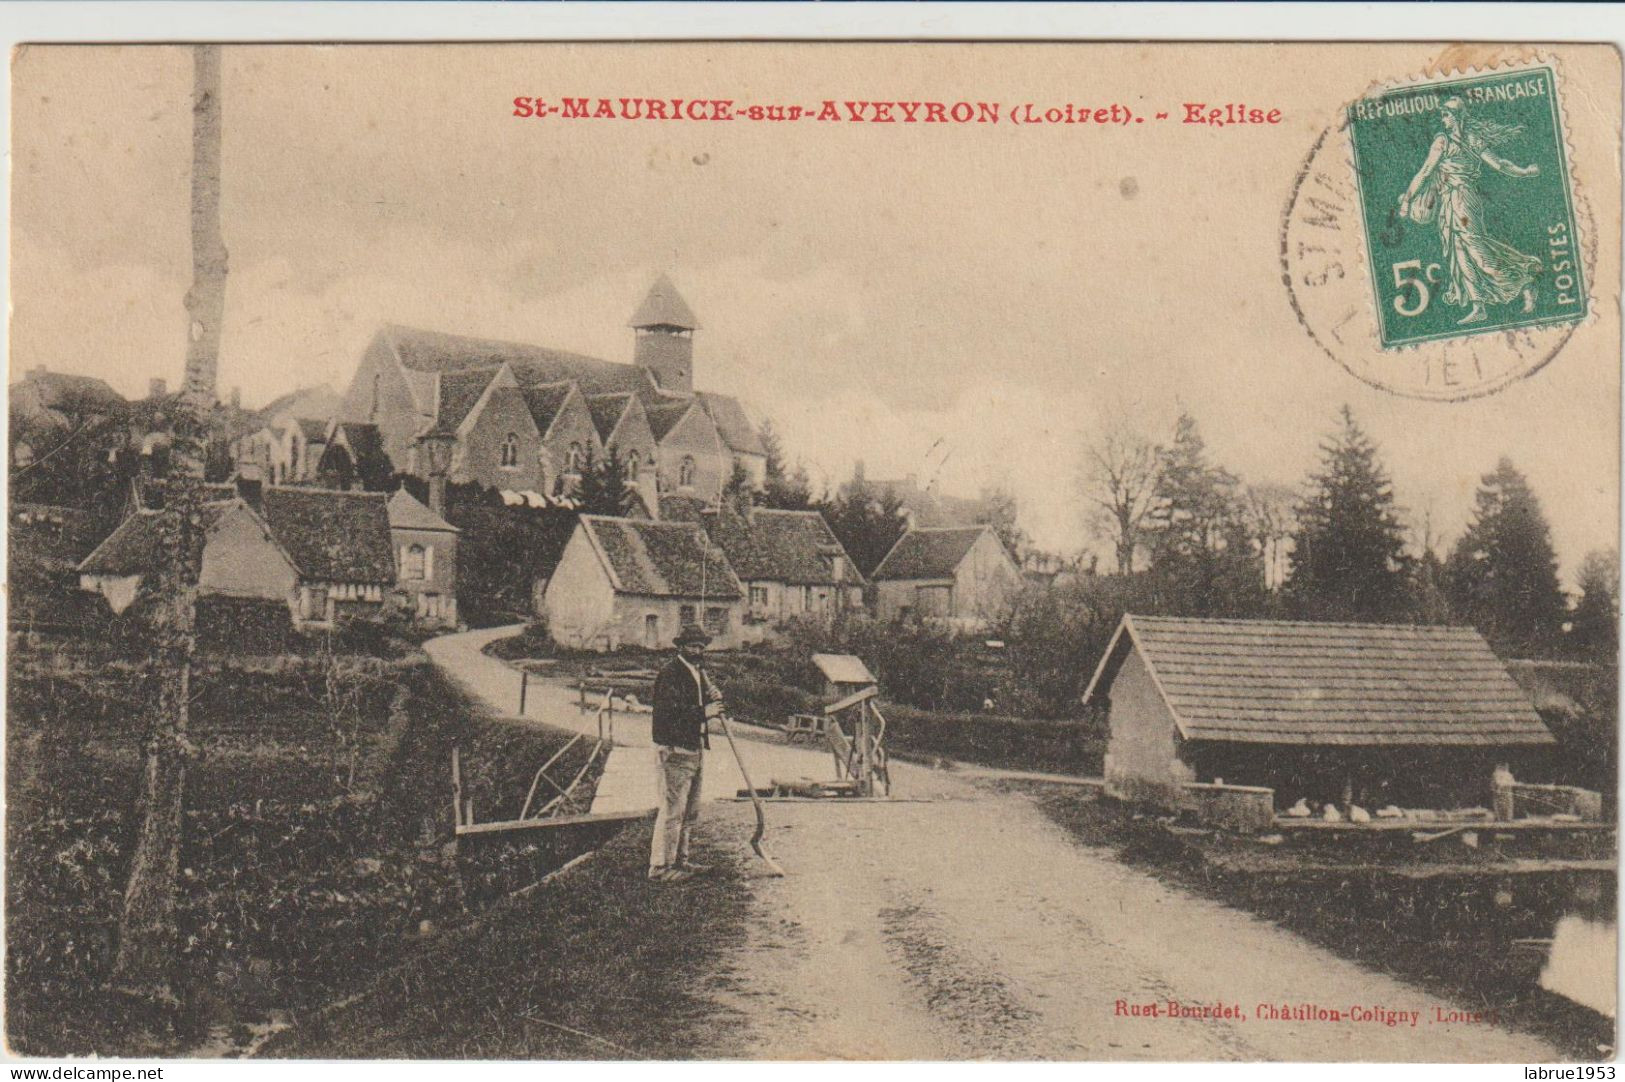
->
[1399, 95, 1543, 326]
[648, 623, 724, 882]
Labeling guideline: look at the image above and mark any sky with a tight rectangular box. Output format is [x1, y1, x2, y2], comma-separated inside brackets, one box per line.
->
[10, 43, 1621, 582]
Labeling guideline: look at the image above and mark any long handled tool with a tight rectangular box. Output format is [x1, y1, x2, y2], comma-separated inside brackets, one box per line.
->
[714, 711, 786, 877]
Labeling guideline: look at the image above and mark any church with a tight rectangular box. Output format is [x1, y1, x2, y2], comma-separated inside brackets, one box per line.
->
[335, 277, 766, 507]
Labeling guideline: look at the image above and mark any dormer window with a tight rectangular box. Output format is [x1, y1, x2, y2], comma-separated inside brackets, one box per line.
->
[500, 433, 519, 468]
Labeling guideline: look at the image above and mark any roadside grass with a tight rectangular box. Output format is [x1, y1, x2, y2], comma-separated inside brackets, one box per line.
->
[1002, 779, 1615, 1062]
[262, 815, 752, 1059]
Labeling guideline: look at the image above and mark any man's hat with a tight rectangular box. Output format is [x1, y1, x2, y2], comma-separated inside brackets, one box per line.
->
[674, 624, 711, 647]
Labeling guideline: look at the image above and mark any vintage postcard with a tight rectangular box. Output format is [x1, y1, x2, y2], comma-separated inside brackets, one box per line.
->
[6, 40, 1620, 1063]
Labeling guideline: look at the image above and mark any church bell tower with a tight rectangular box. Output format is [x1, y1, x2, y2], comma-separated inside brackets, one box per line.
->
[630, 275, 699, 395]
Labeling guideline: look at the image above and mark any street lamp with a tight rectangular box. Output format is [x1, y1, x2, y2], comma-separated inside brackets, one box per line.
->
[415, 424, 457, 516]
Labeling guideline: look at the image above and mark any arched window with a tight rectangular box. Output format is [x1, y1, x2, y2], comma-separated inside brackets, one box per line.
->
[679, 455, 696, 487]
[500, 433, 519, 468]
[626, 450, 640, 478]
[403, 543, 427, 580]
[568, 442, 583, 471]
[288, 435, 300, 476]
[370, 373, 382, 417]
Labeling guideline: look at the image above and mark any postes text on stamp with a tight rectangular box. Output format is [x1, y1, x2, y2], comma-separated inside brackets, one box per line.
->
[1346, 65, 1586, 349]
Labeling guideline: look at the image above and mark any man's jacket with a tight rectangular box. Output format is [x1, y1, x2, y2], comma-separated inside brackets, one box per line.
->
[651, 657, 716, 750]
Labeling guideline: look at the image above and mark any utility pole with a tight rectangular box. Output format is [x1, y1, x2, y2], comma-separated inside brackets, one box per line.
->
[110, 44, 226, 1008]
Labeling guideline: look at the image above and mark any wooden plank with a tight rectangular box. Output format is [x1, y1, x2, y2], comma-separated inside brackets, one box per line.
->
[824, 685, 879, 715]
[455, 807, 652, 837]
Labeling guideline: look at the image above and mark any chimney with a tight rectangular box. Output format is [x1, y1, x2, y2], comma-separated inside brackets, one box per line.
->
[149, 378, 168, 399]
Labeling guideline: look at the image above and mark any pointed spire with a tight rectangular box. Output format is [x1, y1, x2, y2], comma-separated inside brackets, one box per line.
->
[628, 274, 699, 330]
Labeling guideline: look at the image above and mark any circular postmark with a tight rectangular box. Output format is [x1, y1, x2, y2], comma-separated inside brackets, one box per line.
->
[1282, 71, 1596, 403]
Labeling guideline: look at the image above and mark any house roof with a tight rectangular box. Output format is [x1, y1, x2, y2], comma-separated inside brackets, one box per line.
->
[78, 502, 234, 577]
[521, 382, 574, 437]
[294, 417, 329, 441]
[707, 508, 863, 586]
[628, 274, 699, 330]
[645, 400, 695, 442]
[872, 526, 991, 581]
[658, 493, 712, 523]
[254, 384, 342, 424]
[386, 488, 458, 533]
[586, 393, 634, 443]
[437, 367, 502, 429]
[15, 369, 127, 415]
[259, 488, 397, 585]
[1081, 615, 1555, 748]
[697, 392, 765, 456]
[580, 515, 741, 600]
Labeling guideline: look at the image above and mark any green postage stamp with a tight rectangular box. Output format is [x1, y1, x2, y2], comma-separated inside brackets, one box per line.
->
[1346, 65, 1587, 349]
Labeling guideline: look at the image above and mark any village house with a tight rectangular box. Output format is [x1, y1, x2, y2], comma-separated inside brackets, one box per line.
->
[544, 514, 743, 650]
[385, 488, 460, 628]
[78, 486, 405, 628]
[333, 277, 765, 509]
[1082, 615, 1559, 816]
[702, 505, 866, 641]
[871, 525, 1023, 627]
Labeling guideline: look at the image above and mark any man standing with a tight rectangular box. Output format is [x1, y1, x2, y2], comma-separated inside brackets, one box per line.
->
[648, 624, 723, 882]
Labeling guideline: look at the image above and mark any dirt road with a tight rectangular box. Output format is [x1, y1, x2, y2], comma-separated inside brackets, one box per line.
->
[689, 772, 1562, 1061]
[424, 628, 1562, 1061]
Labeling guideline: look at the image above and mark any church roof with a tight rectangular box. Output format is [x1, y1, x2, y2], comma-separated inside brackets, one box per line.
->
[521, 382, 574, 437]
[586, 393, 635, 443]
[697, 392, 765, 456]
[436, 367, 501, 429]
[628, 274, 699, 330]
[645, 400, 697, 442]
[384, 325, 650, 398]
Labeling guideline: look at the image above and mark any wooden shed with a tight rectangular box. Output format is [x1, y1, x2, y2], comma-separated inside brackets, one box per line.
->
[1081, 614, 1556, 812]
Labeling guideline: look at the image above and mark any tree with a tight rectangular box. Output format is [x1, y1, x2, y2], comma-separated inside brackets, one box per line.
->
[1569, 548, 1620, 662]
[975, 483, 1028, 562]
[1081, 426, 1161, 574]
[1143, 412, 1264, 617]
[575, 444, 636, 517]
[1284, 406, 1413, 622]
[759, 418, 813, 510]
[1444, 458, 1569, 656]
[112, 44, 225, 1008]
[820, 477, 910, 580]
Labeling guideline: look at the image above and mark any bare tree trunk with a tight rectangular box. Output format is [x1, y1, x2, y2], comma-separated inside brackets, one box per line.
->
[110, 43, 225, 1008]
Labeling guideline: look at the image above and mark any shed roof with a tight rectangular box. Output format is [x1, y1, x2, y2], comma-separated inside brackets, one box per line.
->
[1081, 615, 1554, 748]
[812, 653, 876, 686]
[707, 507, 862, 586]
[580, 515, 741, 600]
[872, 526, 991, 581]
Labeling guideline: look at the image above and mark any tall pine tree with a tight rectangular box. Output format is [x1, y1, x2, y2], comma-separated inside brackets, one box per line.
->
[1569, 548, 1619, 662]
[1445, 458, 1568, 656]
[575, 445, 636, 516]
[758, 418, 813, 510]
[1285, 406, 1412, 622]
[1145, 412, 1264, 616]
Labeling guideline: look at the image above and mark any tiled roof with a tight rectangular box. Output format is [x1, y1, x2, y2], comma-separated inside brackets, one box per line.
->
[697, 392, 765, 456]
[15, 370, 127, 414]
[586, 393, 634, 443]
[78, 503, 233, 576]
[658, 494, 711, 523]
[294, 417, 329, 441]
[628, 274, 699, 329]
[1083, 615, 1555, 748]
[437, 368, 501, 429]
[582, 515, 741, 600]
[872, 526, 990, 581]
[384, 325, 650, 397]
[708, 508, 862, 586]
[520, 382, 573, 436]
[259, 488, 397, 585]
[386, 488, 458, 533]
[645, 400, 695, 442]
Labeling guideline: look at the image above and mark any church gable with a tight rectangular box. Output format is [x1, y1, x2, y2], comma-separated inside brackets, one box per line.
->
[651, 401, 725, 498]
[453, 368, 544, 491]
